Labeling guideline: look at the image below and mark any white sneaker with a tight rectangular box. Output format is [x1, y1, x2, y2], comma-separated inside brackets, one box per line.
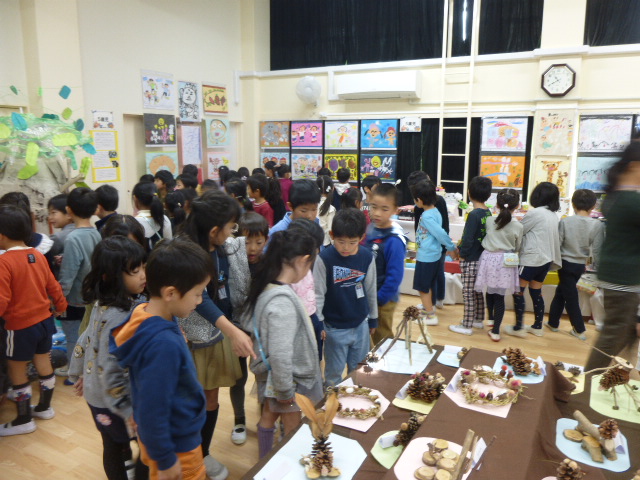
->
[503, 325, 527, 339]
[525, 326, 544, 337]
[423, 315, 438, 326]
[487, 331, 500, 342]
[472, 322, 484, 329]
[231, 424, 247, 445]
[449, 324, 473, 336]
[415, 303, 424, 310]
[435, 300, 444, 309]
[54, 367, 69, 377]
[486, 320, 494, 328]
[569, 329, 587, 341]
[31, 406, 55, 420]
[204, 455, 229, 480]
[0, 420, 36, 436]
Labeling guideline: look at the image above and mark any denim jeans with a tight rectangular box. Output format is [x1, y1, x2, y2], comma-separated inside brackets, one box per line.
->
[434, 251, 446, 301]
[60, 305, 85, 365]
[323, 320, 369, 387]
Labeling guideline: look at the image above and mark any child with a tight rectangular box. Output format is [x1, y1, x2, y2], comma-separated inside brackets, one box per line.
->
[57, 187, 102, 376]
[314, 208, 378, 386]
[504, 182, 561, 338]
[133, 182, 173, 250]
[449, 176, 493, 336]
[278, 164, 293, 208]
[316, 175, 336, 248]
[225, 179, 253, 213]
[252, 167, 265, 176]
[246, 229, 322, 458]
[0, 192, 53, 255]
[341, 187, 363, 210]
[332, 167, 351, 211]
[102, 214, 146, 248]
[546, 189, 604, 340]
[269, 179, 321, 236]
[176, 174, 198, 190]
[202, 179, 219, 192]
[247, 173, 275, 227]
[47, 193, 75, 276]
[365, 184, 407, 344]
[237, 167, 250, 180]
[0, 205, 67, 436]
[110, 238, 213, 479]
[153, 169, 175, 202]
[263, 161, 277, 179]
[95, 184, 119, 232]
[473, 189, 523, 342]
[239, 212, 269, 274]
[411, 180, 457, 326]
[68, 236, 147, 479]
[362, 175, 382, 206]
[165, 190, 188, 235]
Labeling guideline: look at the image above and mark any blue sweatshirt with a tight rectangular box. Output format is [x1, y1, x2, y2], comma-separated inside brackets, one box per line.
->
[110, 304, 206, 470]
[416, 208, 456, 262]
[269, 211, 320, 237]
[365, 222, 407, 305]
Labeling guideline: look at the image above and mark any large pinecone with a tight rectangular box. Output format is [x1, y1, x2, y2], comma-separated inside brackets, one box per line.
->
[598, 419, 619, 439]
[407, 373, 444, 402]
[393, 412, 424, 447]
[502, 347, 533, 376]
[404, 305, 421, 320]
[556, 458, 586, 479]
[599, 365, 630, 390]
[311, 437, 334, 474]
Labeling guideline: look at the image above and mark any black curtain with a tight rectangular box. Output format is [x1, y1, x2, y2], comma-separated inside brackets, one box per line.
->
[451, 0, 474, 57]
[585, 0, 640, 46]
[478, 0, 544, 55]
[397, 118, 440, 205]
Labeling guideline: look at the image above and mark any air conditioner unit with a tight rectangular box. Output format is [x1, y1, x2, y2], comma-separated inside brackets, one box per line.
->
[335, 70, 421, 100]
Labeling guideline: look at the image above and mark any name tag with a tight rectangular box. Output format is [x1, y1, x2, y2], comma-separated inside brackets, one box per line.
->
[218, 286, 228, 300]
[355, 283, 365, 299]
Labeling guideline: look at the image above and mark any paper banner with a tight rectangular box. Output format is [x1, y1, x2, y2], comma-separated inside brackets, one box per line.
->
[202, 84, 228, 114]
[260, 121, 290, 148]
[177, 80, 201, 122]
[141, 71, 174, 110]
[575, 156, 619, 192]
[481, 117, 528, 152]
[146, 151, 178, 176]
[400, 117, 421, 132]
[291, 121, 323, 147]
[144, 113, 176, 146]
[361, 119, 398, 150]
[578, 115, 633, 152]
[360, 153, 397, 183]
[532, 158, 571, 197]
[291, 153, 322, 180]
[479, 155, 525, 189]
[536, 111, 575, 156]
[325, 120, 358, 149]
[324, 153, 358, 182]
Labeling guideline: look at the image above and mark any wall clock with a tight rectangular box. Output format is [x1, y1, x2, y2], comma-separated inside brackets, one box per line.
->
[541, 64, 576, 97]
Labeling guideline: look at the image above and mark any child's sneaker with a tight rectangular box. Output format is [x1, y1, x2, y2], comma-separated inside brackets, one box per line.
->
[424, 313, 438, 326]
[435, 300, 444, 309]
[544, 322, 559, 332]
[231, 424, 247, 445]
[472, 322, 484, 329]
[503, 325, 527, 338]
[415, 303, 424, 310]
[486, 320, 494, 328]
[0, 420, 36, 436]
[487, 331, 500, 342]
[569, 329, 587, 341]
[54, 367, 69, 377]
[204, 455, 229, 480]
[449, 324, 473, 336]
[525, 326, 544, 337]
[31, 406, 55, 420]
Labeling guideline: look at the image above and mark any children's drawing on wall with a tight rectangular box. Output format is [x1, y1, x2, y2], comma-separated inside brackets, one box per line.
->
[360, 153, 397, 183]
[532, 158, 571, 198]
[92, 110, 114, 129]
[536, 111, 574, 156]
[179, 125, 202, 166]
[141, 71, 174, 110]
[578, 115, 633, 152]
[260, 121, 290, 148]
[202, 84, 228, 115]
[479, 155, 525, 189]
[207, 150, 231, 180]
[144, 114, 176, 146]
[260, 151, 290, 167]
[361, 119, 398, 150]
[324, 154, 358, 181]
[575, 156, 619, 192]
[324, 121, 359, 149]
[291, 153, 322, 180]
[481, 117, 528, 152]
[291, 122, 323, 147]
[206, 118, 229, 147]
[178, 81, 201, 122]
[145, 151, 178, 176]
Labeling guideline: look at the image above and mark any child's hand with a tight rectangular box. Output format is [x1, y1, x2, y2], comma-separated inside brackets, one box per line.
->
[321, 330, 327, 341]
[369, 327, 376, 336]
[73, 377, 83, 397]
[54, 254, 63, 265]
[126, 415, 138, 437]
[230, 329, 256, 359]
[158, 460, 182, 480]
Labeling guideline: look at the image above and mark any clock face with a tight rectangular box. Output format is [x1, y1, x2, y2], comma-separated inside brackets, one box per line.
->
[542, 64, 576, 97]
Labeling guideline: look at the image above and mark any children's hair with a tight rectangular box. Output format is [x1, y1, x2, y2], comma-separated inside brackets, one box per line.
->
[571, 189, 597, 212]
[218, 165, 230, 185]
[225, 179, 253, 211]
[267, 177, 287, 222]
[145, 237, 214, 297]
[245, 229, 317, 314]
[68, 187, 99, 219]
[494, 189, 520, 230]
[102, 214, 146, 247]
[317, 167, 331, 177]
[132, 182, 166, 236]
[226, 170, 241, 182]
[96, 184, 119, 212]
[82, 235, 147, 310]
[182, 189, 241, 252]
[237, 167, 250, 179]
[316, 175, 334, 216]
[177, 174, 198, 190]
[362, 175, 382, 191]
[606, 141, 640, 193]
[289, 218, 324, 250]
[407, 170, 429, 188]
[247, 173, 269, 199]
[252, 167, 265, 175]
[337, 167, 350, 183]
[529, 181, 560, 212]
[370, 183, 400, 207]
[331, 208, 366, 239]
[239, 211, 269, 239]
[468, 176, 493, 203]
[180, 187, 198, 210]
[182, 164, 198, 178]
[264, 161, 277, 176]
[278, 164, 291, 178]
[341, 187, 363, 210]
[47, 193, 68, 213]
[165, 190, 187, 227]
[0, 204, 31, 242]
[0, 191, 31, 214]
[410, 180, 437, 206]
[289, 179, 321, 209]
[202, 179, 218, 191]
[154, 170, 176, 190]
[139, 174, 155, 183]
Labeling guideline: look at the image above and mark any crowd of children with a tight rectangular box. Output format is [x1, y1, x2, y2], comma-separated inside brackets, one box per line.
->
[1, 145, 637, 480]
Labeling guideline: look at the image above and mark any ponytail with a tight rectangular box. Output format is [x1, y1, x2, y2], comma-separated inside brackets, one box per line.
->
[225, 179, 253, 212]
[133, 182, 166, 237]
[316, 175, 334, 216]
[266, 176, 287, 223]
[165, 191, 187, 228]
[341, 187, 363, 210]
[494, 188, 520, 230]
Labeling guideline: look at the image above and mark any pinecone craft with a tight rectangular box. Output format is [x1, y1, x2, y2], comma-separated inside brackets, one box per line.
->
[599, 365, 630, 390]
[311, 437, 335, 477]
[502, 347, 534, 376]
[598, 419, 619, 439]
[393, 412, 426, 447]
[556, 458, 586, 479]
[404, 305, 421, 320]
[555, 361, 566, 370]
[406, 372, 445, 403]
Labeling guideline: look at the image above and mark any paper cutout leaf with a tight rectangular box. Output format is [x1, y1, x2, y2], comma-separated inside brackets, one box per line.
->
[80, 156, 92, 176]
[62, 108, 72, 120]
[81, 143, 96, 155]
[65, 150, 77, 169]
[74, 119, 84, 131]
[10, 85, 18, 95]
[42, 113, 58, 120]
[0, 124, 10, 139]
[11, 113, 27, 130]
[53, 133, 78, 147]
[59, 85, 71, 99]
[75, 181, 90, 189]
[38, 87, 43, 97]
[17, 164, 39, 180]
[25, 142, 39, 166]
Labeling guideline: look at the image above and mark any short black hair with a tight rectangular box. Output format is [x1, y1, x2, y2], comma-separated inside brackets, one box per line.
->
[264, 161, 277, 173]
[407, 170, 429, 188]
[237, 167, 250, 179]
[530, 181, 560, 212]
[68, 187, 98, 219]
[202, 179, 218, 191]
[182, 164, 198, 177]
[572, 189, 597, 212]
[411, 180, 437, 206]
[177, 174, 198, 189]
[337, 167, 350, 183]
[47, 194, 68, 213]
[289, 179, 321, 208]
[145, 237, 214, 297]
[317, 167, 331, 177]
[252, 167, 265, 175]
[239, 211, 269, 239]
[332, 208, 366, 238]
[278, 164, 291, 177]
[154, 170, 176, 190]
[0, 205, 32, 242]
[362, 175, 382, 191]
[139, 174, 155, 183]
[102, 214, 146, 248]
[468, 176, 492, 203]
[370, 183, 400, 207]
[289, 218, 324, 250]
[96, 184, 119, 211]
[0, 191, 31, 213]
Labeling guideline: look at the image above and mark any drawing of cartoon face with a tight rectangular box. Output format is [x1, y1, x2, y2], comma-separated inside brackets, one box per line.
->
[371, 156, 382, 169]
[310, 126, 318, 133]
[338, 126, 347, 133]
[368, 125, 381, 139]
[181, 86, 196, 105]
[310, 157, 319, 169]
[386, 127, 396, 140]
[298, 125, 306, 133]
[209, 119, 227, 144]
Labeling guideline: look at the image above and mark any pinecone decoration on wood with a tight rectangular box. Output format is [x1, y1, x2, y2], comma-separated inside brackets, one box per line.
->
[311, 437, 336, 477]
[556, 458, 586, 479]
[404, 305, 421, 320]
[598, 419, 619, 439]
[406, 372, 445, 403]
[502, 347, 533, 376]
[555, 361, 566, 370]
[599, 365, 630, 390]
[393, 412, 426, 447]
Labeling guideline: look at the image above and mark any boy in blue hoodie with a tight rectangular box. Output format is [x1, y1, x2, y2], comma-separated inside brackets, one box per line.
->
[111, 238, 213, 480]
[269, 179, 321, 236]
[365, 184, 407, 344]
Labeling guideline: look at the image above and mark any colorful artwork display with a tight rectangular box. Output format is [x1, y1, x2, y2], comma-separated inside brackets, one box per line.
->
[360, 153, 397, 183]
[260, 121, 290, 148]
[177, 81, 200, 122]
[260, 151, 290, 166]
[361, 119, 398, 149]
[324, 121, 358, 150]
[291, 153, 323, 180]
[207, 150, 231, 180]
[179, 125, 202, 166]
[206, 118, 229, 147]
[91, 130, 120, 183]
[92, 110, 114, 129]
[324, 153, 358, 181]
[479, 155, 525, 189]
[481, 118, 528, 152]
[578, 116, 632, 152]
[536, 111, 575, 156]
[141, 71, 174, 110]
[144, 114, 176, 146]
[532, 158, 571, 198]
[202, 84, 228, 114]
[291, 122, 323, 147]
[576, 156, 619, 192]
[146, 151, 178, 176]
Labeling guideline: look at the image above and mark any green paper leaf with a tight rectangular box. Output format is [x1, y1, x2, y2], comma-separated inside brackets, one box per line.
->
[59, 85, 71, 99]
[61, 107, 72, 120]
[25, 142, 39, 166]
[17, 164, 39, 180]
[80, 156, 92, 176]
[11, 112, 27, 130]
[74, 119, 84, 131]
[65, 150, 77, 169]
[81, 143, 96, 155]
[10, 85, 18, 95]
[38, 87, 43, 97]
[75, 181, 90, 189]
[42, 113, 58, 120]
[53, 133, 78, 147]
[0, 123, 10, 139]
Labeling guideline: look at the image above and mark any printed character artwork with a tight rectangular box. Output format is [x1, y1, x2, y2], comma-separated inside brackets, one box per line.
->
[481, 117, 528, 152]
[324, 121, 359, 149]
[206, 118, 229, 147]
[178, 81, 200, 122]
[202, 84, 228, 114]
[92, 110, 114, 129]
[479, 155, 526, 189]
[536, 111, 575, 156]
[144, 114, 176, 146]
[141, 72, 174, 110]
[179, 125, 202, 166]
[291, 121, 324, 147]
[532, 158, 571, 198]
[260, 151, 290, 167]
[260, 121, 290, 148]
[575, 156, 619, 192]
[145, 151, 178, 176]
[361, 119, 399, 150]
[577, 115, 633, 152]
[324, 154, 358, 181]
[400, 117, 421, 132]
[360, 153, 397, 183]
[291, 153, 323, 180]
[207, 150, 231, 181]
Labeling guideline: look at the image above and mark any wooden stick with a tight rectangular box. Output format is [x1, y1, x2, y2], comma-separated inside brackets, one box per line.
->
[573, 410, 617, 461]
[452, 429, 476, 480]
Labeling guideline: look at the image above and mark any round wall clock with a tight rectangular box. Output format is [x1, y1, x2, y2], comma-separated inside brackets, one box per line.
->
[541, 64, 576, 97]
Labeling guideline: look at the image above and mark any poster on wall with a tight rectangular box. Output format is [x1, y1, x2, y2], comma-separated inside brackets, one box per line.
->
[324, 153, 358, 181]
[179, 125, 202, 166]
[479, 155, 525, 189]
[177, 81, 201, 122]
[260, 121, 290, 148]
[141, 71, 174, 110]
[146, 151, 179, 176]
[90, 130, 120, 183]
[536, 111, 575, 156]
[202, 84, 228, 115]
[205, 118, 229, 147]
[92, 110, 114, 129]
[324, 121, 358, 150]
[532, 158, 571, 198]
[361, 119, 398, 149]
[144, 113, 176, 146]
[291, 153, 322, 179]
[207, 150, 232, 180]
[577, 115, 632, 152]
[575, 156, 619, 192]
[481, 117, 528, 152]
[260, 151, 289, 166]
[360, 153, 397, 183]
[291, 122, 323, 147]
[400, 117, 421, 132]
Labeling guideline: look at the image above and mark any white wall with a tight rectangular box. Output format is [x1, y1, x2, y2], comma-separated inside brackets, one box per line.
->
[0, 0, 29, 107]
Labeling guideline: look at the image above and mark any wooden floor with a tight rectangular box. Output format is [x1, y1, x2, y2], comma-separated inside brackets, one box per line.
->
[0, 296, 612, 479]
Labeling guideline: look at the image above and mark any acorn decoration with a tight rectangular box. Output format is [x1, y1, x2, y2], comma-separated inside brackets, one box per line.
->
[501, 347, 540, 376]
[599, 365, 630, 390]
[598, 419, 619, 439]
[556, 458, 586, 480]
[393, 412, 426, 447]
[406, 372, 446, 403]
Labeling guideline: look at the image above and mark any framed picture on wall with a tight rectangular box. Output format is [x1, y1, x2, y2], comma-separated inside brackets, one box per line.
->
[324, 121, 358, 150]
[575, 156, 619, 192]
[479, 155, 525, 189]
[260, 151, 290, 167]
[291, 121, 324, 147]
[324, 153, 358, 182]
[205, 118, 230, 147]
[202, 84, 228, 115]
[291, 153, 323, 179]
[260, 121, 290, 148]
[360, 119, 398, 150]
[144, 113, 176, 146]
[577, 115, 632, 153]
[481, 117, 528, 152]
[531, 157, 571, 198]
[361, 153, 397, 183]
